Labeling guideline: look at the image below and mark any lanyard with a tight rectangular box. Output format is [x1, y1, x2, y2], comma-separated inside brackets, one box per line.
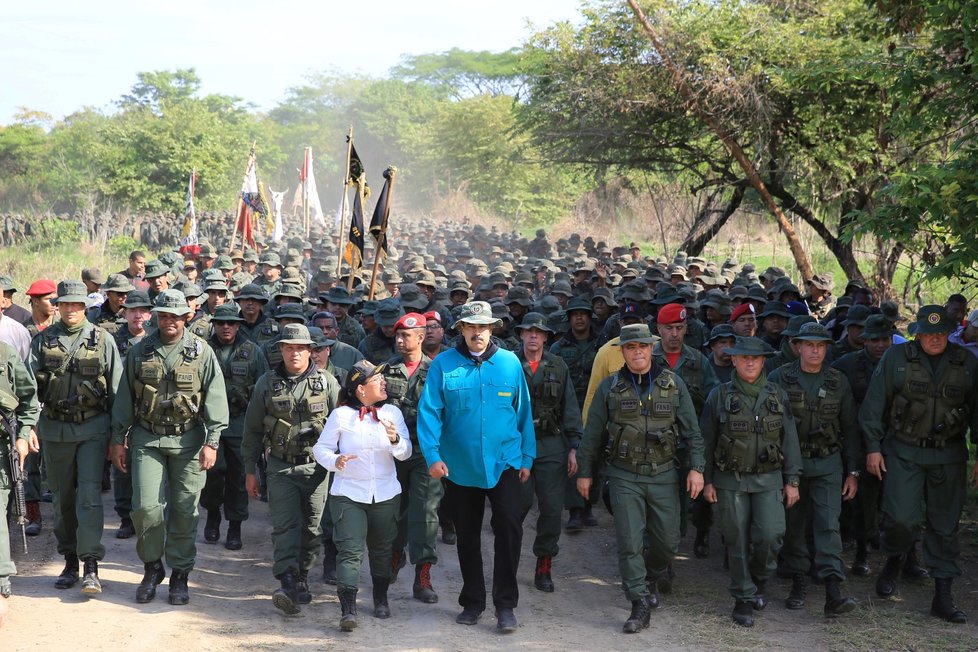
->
[629, 370, 654, 417]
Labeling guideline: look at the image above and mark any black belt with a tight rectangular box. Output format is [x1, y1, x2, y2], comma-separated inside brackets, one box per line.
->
[271, 453, 315, 466]
[138, 418, 200, 436]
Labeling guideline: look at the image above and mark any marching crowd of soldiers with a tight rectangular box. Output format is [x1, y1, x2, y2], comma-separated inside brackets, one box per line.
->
[1, 215, 977, 634]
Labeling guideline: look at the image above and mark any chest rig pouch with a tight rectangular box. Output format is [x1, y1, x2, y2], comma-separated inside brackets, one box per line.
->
[263, 370, 332, 463]
[134, 336, 203, 435]
[529, 355, 565, 439]
[889, 343, 969, 448]
[716, 385, 785, 474]
[782, 366, 842, 458]
[383, 359, 429, 434]
[220, 338, 260, 416]
[604, 370, 680, 476]
[40, 325, 108, 422]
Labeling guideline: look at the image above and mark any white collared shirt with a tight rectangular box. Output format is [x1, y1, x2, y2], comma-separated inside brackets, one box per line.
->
[313, 403, 412, 503]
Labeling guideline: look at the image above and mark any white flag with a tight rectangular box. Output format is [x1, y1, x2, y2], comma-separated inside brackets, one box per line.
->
[180, 170, 198, 248]
[304, 148, 325, 225]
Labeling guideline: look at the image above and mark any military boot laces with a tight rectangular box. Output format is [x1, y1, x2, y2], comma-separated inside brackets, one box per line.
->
[785, 573, 807, 609]
[823, 576, 857, 617]
[931, 578, 967, 624]
[413, 563, 438, 603]
[534, 556, 554, 593]
[272, 569, 301, 615]
[622, 596, 651, 634]
[136, 560, 166, 603]
[55, 554, 80, 590]
[372, 576, 391, 619]
[338, 587, 358, 631]
[81, 558, 102, 595]
[875, 554, 903, 598]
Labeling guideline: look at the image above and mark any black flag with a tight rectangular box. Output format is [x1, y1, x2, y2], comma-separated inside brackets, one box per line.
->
[369, 168, 394, 257]
[344, 189, 365, 268]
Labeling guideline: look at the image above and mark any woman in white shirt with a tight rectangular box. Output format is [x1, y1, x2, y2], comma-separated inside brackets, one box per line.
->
[313, 360, 411, 631]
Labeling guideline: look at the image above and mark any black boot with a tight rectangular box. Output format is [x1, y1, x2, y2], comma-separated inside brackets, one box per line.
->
[272, 569, 301, 615]
[297, 571, 312, 604]
[55, 554, 79, 589]
[80, 557, 102, 595]
[752, 577, 767, 611]
[824, 576, 857, 617]
[693, 528, 710, 559]
[622, 596, 651, 633]
[785, 573, 807, 609]
[441, 521, 456, 545]
[322, 540, 338, 585]
[534, 556, 554, 593]
[116, 517, 135, 539]
[931, 577, 967, 623]
[225, 520, 242, 550]
[372, 577, 391, 618]
[168, 570, 190, 605]
[204, 510, 221, 543]
[565, 508, 584, 533]
[136, 560, 166, 603]
[851, 539, 870, 576]
[646, 577, 660, 610]
[876, 554, 902, 598]
[338, 587, 358, 631]
[732, 599, 754, 627]
[582, 502, 598, 527]
[902, 544, 930, 581]
[413, 563, 438, 603]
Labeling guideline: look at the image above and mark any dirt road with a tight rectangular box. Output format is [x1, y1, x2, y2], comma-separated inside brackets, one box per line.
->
[5, 492, 978, 651]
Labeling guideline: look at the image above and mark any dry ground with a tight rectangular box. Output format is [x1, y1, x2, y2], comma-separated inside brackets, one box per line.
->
[5, 490, 978, 651]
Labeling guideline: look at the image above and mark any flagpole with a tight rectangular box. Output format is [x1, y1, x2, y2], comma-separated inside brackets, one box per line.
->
[228, 143, 256, 254]
[336, 126, 354, 279]
[302, 147, 309, 237]
[368, 167, 396, 301]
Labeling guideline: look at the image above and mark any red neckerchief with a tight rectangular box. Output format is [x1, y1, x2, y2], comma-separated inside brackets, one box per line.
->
[358, 405, 378, 421]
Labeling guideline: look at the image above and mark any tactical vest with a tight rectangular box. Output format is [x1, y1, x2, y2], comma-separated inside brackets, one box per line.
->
[243, 317, 279, 348]
[262, 369, 333, 463]
[215, 337, 262, 417]
[525, 353, 566, 439]
[264, 337, 284, 368]
[780, 365, 844, 458]
[555, 336, 598, 406]
[38, 324, 109, 422]
[604, 369, 680, 476]
[383, 357, 429, 438]
[660, 347, 707, 413]
[188, 314, 212, 340]
[361, 334, 395, 365]
[715, 384, 786, 474]
[133, 335, 204, 435]
[845, 351, 876, 406]
[888, 343, 970, 448]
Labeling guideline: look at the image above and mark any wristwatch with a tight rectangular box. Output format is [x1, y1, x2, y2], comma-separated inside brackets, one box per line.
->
[787, 477, 800, 488]
[849, 470, 861, 479]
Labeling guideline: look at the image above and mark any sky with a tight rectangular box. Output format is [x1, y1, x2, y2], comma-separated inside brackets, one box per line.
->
[0, 0, 585, 125]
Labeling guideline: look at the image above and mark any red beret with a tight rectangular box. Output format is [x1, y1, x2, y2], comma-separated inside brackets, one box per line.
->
[26, 279, 57, 296]
[730, 303, 756, 322]
[423, 310, 441, 325]
[394, 312, 427, 331]
[657, 303, 687, 325]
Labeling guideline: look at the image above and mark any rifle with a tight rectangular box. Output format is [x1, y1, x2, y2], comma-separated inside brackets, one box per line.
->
[3, 413, 28, 553]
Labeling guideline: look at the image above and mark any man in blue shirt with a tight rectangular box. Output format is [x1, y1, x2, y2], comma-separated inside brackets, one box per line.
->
[418, 300, 535, 633]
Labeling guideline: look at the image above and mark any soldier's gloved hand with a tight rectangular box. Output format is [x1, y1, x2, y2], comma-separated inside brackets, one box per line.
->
[110, 443, 128, 474]
[865, 452, 886, 481]
[576, 477, 592, 499]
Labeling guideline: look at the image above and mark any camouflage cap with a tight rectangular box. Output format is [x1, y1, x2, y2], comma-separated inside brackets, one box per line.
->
[237, 284, 269, 303]
[211, 302, 244, 322]
[175, 281, 203, 299]
[375, 299, 405, 327]
[908, 305, 955, 336]
[454, 300, 501, 328]
[0, 275, 16, 292]
[782, 314, 816, 337]
[321, 286, 355, 306]
[81, 267, 105, 285]
[723, 336, 776, 357]
[566, 297, 592, 314]
[591, 287, 618, 307]
[308, 326, 336, 349]
[614, 324, 658, 346]
[398, 283, 428, 311]
[274, 284, 304, 301]
[215, 255, 235, 271]
[277, 323, 315, 346]
[203, 278, 228, 293]
[54, 280, 91, 305]
[792, 322, 834, 342]
[102, 273, 135, 293]
[260, 252, 283, 268]
[862, 314, 893, 340]
[152, 289, 193, 315]
[143, 260, 169, 279]
[504, 286, 532, 307]
[123, 290, 153, 309]
[843, 304, 872, 327]
[707, 323, 737, 344]
[273, 303, 306, 321]
[514, 311, 554, 334]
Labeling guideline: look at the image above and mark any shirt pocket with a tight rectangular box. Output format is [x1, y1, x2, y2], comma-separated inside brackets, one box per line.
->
[443, 377, 470, 412]
[488, 377, 517, 409]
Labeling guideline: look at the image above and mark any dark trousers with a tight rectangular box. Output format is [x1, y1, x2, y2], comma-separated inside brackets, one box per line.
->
[444, 468, 523, 612]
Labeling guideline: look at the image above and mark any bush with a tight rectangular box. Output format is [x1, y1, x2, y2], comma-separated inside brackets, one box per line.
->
[108, 234, 140, 259]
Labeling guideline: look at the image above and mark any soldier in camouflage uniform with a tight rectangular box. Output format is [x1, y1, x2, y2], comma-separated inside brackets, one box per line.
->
[254, 253, 284, 300]
[110, 290, 229, 606]
[29, 281, 122, 595]
[202, 303, 269, 551]
[87, 274, 134, 335]
[321, 286, 365, 348]
[359, 299, 402, 365]
[237, 284, 278, 347]
[242, 324, 340, 616]
[262, 304, 307, 368]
